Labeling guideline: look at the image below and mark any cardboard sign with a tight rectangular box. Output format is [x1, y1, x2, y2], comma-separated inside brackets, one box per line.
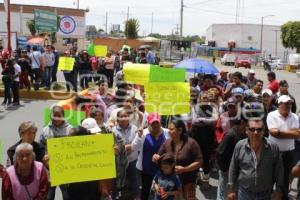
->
[58, 57, 75, 71]
[149, 66, 186, 82]
[94, 45, 108, 57]
[44, 108, 85, 127]
[47, 134, 116, 186]
[145, 82, 190, 115]
[123, 64, 152, 85]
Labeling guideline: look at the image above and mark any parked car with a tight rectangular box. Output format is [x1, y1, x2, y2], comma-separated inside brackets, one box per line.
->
[269, 57, 285, 70]
[221, 53, 236, 66]
[235, 55, 251, 68]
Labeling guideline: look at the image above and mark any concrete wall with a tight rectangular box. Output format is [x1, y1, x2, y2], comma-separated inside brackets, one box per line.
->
[206, 24, 294, 59]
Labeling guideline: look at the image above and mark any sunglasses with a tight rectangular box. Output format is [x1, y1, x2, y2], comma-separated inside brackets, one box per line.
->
[248, 127, 264, 133]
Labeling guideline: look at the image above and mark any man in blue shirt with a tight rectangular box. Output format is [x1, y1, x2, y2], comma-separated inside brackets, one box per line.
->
[146, 48, 155, 64]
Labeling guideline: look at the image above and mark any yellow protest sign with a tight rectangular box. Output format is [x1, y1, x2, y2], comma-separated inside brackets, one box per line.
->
[94, 45, 108, 57]
[58, 57, 75, 71]
[47, 134, 116, 186]
[123, 64, 151, 85]
[145, 82, 190, 115]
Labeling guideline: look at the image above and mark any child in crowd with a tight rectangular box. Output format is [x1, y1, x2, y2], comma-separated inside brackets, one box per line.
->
[153, 153, 181, 200]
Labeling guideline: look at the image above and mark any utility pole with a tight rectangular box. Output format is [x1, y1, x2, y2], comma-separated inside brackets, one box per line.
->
[127, 7, 130, 22]
[77, 0, 79, 9]
[274, 30, 279, 56]
[176, 24, 179, 36]
[151, 12, 154, 35]
[260, 16, 264, 54]
[180, 0, 183, 37]
[7, 0, 12, 53]
[105, 12, 108, 34]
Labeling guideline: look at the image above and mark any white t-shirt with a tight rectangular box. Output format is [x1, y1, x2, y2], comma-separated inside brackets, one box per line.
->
[13, 63, 21, 82]
[267, 110, 299, 151]
[29, 51, 42, 69]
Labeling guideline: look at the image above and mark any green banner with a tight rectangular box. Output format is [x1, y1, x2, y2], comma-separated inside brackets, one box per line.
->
[44, 108, 85, 127]
[34, 9, 58, 32]
[149, 65, 186, 82]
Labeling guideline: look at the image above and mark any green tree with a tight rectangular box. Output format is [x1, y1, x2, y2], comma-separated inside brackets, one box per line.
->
[26, 19, 36, 36]
[281, 21, 300, 53]
[125, 18, 140, 39]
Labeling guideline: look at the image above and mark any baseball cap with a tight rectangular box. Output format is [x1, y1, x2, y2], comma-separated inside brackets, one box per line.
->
[81, 118, 101, 134]
[232, 87, 244, 96]
[249, 69, 255, 74]
[262, 89, 273, 96]
[147, 113, 161, 124]
[220, 70, 228, 75]
[277, 95, 293, 104]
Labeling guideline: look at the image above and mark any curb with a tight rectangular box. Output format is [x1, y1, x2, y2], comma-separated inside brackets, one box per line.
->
[0, 89, 76, 100]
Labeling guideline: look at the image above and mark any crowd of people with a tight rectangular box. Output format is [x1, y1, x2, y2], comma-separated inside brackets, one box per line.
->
[0, 45, 158, 106]
[1, 46, 300, 200]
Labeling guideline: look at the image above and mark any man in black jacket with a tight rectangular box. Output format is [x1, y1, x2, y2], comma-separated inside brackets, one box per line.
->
[216, 117, 248, 200]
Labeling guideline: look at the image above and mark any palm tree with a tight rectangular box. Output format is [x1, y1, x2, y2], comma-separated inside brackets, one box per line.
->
[125, 18, 140, 39]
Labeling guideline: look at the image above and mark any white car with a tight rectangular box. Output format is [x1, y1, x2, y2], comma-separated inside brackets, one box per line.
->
[269, 58, 285, 70]
[221, 53, 236, 66]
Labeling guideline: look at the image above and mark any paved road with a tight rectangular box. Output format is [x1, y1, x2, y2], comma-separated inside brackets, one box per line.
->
[0, 61, 299, 199]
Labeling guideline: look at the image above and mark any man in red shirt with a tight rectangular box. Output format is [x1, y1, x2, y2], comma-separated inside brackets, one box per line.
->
[267, 71, 279, 94]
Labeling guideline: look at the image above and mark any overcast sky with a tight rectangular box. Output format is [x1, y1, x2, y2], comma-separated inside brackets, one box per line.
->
[4, 0, 300, 36]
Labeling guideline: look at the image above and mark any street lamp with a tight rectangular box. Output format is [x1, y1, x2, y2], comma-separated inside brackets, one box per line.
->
[260, 14, 275, 56]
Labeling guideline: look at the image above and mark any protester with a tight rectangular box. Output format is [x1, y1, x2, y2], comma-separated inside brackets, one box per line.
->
[7, 121, 45, 166]
[94, 79, 114, 107]
[2, 143, 49, 200]
[1, 59, 14, 105]
[154, 119, 202, 200]
[153, 153, 181, 200]
[227, 119, 283, 200]
[133, 113, 169, 200]
[224, 71, 248, 99]
[40, 105, 72, 200]
[10, 58, 21, 105]
[43, 45, 55, 90]
[216, 96, 239, 143]
[246, 69, 257, 89]
[18, 49, 31, 90]
[251, 79, 263, 102]
[267, 71, 279, 94]
[108, 95, 144, 128]
[29, 46, 44, 90]
[272, 80, 297, 113]
[191, 90, 218, 189]
[51, 46, 59, 83]
[145, 48, 155, 64]
[112, 109, 140, 199]
[267, 95, 300, 200]
[261, 89, 277, 137]
[62, 50, 76, 92]
[216, 117, 248, 200]
[66, 126, 102, 200]
[104, 52, 115, 88]
[216, 70, 228, 88]
[78, 50, 91, 89]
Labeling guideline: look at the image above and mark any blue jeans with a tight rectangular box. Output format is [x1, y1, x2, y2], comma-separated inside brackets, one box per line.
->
[78, 69, 90, 89]
[3, 80, 12, 104]
[217, 170, 228, 200]
[126, 160, 139, 198]
[238, 187, 271, 200]
[63, 72, 75, 92]
[44, 66, 53, 88]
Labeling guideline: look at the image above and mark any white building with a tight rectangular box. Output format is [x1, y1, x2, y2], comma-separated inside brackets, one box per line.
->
[206, 23, 294, 59]
[0, 3, 88, 51]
